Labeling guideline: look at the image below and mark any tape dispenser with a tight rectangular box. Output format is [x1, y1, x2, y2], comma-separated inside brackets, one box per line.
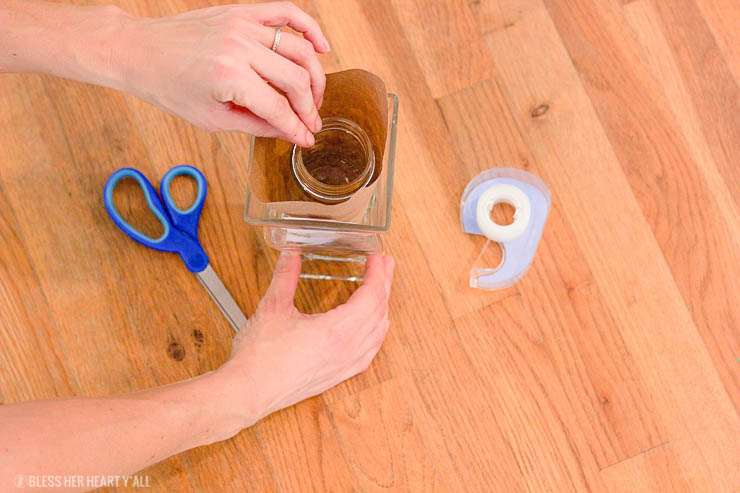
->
[460, 168, 551, 290]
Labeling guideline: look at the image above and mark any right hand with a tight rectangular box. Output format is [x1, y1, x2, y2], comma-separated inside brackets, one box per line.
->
[115, 2, 330, 146]
[220, 253, 394, 424]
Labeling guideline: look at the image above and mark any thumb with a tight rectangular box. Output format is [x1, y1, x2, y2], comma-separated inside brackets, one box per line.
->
[262, 252, 302, 311]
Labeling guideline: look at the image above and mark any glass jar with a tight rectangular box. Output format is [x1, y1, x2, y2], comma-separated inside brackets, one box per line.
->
[245, 94, 399, 281]
[291, 117, 375, 204]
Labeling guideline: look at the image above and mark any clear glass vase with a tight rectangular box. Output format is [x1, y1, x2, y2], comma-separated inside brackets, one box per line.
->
[244, 94, 399, 281]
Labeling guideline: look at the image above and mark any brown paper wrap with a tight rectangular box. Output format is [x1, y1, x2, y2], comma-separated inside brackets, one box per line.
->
[247, 69, 388, 222]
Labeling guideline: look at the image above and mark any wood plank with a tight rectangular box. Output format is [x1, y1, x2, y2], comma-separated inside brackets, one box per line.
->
[438, 78, 666, 468]
[647, 0, 740, 207]
[390, 0, 496, 98]
[255, 398, 361, 493]
[693, 0, 740, 82]
[0, 175, 75, 402]
[327, 378, 454, 492]
[600, 443, 694, 493]
[622, 0, 740, 242]
[468, 0, 541, 34]
[539, 0, 740, 411]
[0, 75, 153, 394]
[485, 5, 739, 491]
[454, 296, 604, 493]
[379, 200, 525, 493]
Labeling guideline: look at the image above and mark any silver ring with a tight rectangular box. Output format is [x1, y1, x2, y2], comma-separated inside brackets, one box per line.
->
[271, 27, 281, 52]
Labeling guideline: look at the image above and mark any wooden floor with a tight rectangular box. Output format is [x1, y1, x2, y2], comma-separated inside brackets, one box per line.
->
[1, 0, 738, 491]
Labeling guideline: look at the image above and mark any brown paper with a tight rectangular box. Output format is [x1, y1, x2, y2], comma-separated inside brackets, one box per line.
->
[247, 69, 388, 222]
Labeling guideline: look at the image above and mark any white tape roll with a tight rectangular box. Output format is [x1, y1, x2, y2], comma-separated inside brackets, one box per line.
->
[475, 184, 531, 242]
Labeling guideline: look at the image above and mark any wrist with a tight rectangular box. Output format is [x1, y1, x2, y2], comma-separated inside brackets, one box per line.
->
[212, 360, 271, 428]
[61, 4, 136, 92]
[177, 369, 260, 445]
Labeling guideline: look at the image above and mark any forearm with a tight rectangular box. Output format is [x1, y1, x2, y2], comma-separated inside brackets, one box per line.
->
[0, 0, 129, 89]
[0, 370, 256, 492]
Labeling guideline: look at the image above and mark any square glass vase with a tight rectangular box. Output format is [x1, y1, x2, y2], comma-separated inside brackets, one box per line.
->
[244, 94, 399, 281]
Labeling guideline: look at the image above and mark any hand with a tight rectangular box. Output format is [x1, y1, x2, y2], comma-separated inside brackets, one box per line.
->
[219, 253, 394, 423]
[116, 2, 330, 146]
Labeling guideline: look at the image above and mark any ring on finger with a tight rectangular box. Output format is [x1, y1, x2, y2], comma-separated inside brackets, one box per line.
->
[271, 27, 282, 52]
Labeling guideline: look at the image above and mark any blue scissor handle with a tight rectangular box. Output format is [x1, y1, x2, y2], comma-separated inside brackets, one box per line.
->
[160, 165, 207, 240]
[103, 167, 209, 273]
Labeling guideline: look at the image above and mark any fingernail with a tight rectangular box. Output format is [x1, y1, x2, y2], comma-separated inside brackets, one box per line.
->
[305, 129, 315, 146]
[314, 114, 322, 132]
[323, 39, 331, 52]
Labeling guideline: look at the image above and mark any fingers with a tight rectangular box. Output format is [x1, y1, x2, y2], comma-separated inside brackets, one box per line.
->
[221, 69, 314, 146]
[340, 319, 390, 382]
[251, 1, 330, 53]
[248, 43, 322, 133]
[383, 255, 395, 299]
[328, 255, 394, 325]
[261, 252, 302, 312]
[211, 101, 283, 137]
[256, 27, 326, 108]
[316, 254, 394, 384]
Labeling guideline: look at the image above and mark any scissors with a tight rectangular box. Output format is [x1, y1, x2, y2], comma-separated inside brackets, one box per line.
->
[103, 165, 247, 332]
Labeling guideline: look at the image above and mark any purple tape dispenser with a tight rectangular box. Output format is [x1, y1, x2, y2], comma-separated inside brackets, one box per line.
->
[460, 168, 551, 290]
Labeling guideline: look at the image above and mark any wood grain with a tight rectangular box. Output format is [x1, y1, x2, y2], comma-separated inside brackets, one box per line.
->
[600, 443, 693, 493]
[647, 0, 740, 206]
[622, 0, 740, 240]
[485, 4, 738, 491]
[539, 0, 740, 412]
[390, 0, 495, 98]
[693, 0, 740, 81]
[0, 176, 74, 402]
[454, 296, 604, 493]
[468, 0, 541, 34]
[327, 378, 451, 492]
[0, 0, 737, 491]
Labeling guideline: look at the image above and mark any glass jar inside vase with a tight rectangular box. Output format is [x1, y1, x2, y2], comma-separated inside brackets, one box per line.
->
[291, 117, 375, 204]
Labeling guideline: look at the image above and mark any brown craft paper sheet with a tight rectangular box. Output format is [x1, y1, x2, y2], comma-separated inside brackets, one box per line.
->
[247, 69, 388, 222]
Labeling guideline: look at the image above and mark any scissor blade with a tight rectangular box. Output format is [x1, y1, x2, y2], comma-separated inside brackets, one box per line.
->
[196, 265, 248, 332]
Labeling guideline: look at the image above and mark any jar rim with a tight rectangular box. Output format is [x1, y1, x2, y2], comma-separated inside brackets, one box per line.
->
[291, 117, 375, 203]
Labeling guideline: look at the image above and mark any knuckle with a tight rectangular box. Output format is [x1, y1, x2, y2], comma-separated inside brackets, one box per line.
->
[275, 263, 294, 277]
[218, 20, 250, 49]
[373, 284, 387, 307]
[315, 70, 327, 90]
[258, 295, 278, 313]
[269, 95, 292, 119]
[98, 5, 124, 16]
[297, 39, 314, 59]
[279, 1, 298, 12]
[289, 117, 304, 138]
[211, 56, 236, 79]
[292, 68, 311, 93]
